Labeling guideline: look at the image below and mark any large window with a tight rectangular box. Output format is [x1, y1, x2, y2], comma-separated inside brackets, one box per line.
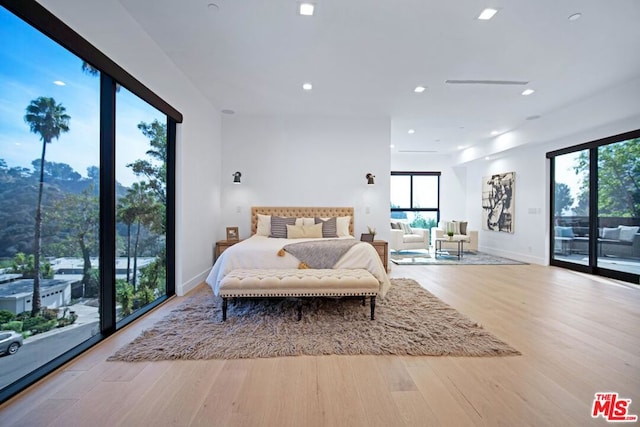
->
[0, 1, 180, 402]
[548, 130, 640, 284]
[390, 172, 440, 229]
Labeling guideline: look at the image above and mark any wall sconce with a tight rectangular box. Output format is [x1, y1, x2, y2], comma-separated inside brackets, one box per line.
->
[366, 173, 375, 185]
[232, 171, 242, 184]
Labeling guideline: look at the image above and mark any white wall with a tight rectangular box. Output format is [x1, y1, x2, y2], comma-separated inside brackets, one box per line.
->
[38, 0, 223, 295]
[221, 115, 391, 240]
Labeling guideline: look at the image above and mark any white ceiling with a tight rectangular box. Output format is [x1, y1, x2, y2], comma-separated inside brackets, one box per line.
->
[117, 0, 640, 155]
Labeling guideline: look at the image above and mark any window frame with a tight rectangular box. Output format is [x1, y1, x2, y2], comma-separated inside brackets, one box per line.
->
[0, 0, 181, 402]
[390, 171, 442, 223]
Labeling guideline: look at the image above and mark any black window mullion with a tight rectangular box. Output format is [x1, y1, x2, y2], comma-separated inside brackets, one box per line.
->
[166, 118, 177, 296]
[588, 148, 598, 272]
[99, 73, 117, 334]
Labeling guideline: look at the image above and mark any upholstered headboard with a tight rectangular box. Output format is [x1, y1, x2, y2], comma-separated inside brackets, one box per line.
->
[251, 207, 354, 236]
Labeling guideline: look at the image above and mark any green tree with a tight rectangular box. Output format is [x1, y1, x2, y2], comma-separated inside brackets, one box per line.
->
[575, 139, 640, 218]
[117, 195, 137, 284]
[11, 253, 53, 279]
[118, 182, 161, 290]
[24, 97, 70, 315]
[554, 183, 574, 216]
[47, 186, 99, 292]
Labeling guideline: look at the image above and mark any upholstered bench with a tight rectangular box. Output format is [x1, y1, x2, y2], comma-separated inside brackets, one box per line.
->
[218, 268, 379, 321]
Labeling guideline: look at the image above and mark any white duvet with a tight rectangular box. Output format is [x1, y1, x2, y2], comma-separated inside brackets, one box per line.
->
[205, 235, 391, 298]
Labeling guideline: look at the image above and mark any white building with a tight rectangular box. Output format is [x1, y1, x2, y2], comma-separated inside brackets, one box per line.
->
[0, 279, 73, 315]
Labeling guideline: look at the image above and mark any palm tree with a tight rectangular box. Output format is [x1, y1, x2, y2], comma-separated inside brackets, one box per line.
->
[117, 197, 137, 284]
[117, 182, 159, 290]
[24, 97, 70, 315]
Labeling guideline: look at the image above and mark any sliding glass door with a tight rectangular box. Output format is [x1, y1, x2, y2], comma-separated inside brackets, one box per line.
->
[596, 140, 640, 275]
[552, 150, 590, 265]
[548, 131, 640, 284]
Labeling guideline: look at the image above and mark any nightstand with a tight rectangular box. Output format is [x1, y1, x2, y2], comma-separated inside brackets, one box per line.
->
[369, 240, 388, 272]
[214, 239, 241, 262]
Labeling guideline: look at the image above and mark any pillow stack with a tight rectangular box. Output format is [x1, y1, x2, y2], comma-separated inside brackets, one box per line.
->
[256, 214, 351, 238]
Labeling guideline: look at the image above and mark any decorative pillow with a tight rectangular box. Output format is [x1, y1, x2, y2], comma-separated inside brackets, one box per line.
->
[256, 214, 271, 236]
[458, 221, 468, 235]
[554, 226, 574, 238]
[601, 227, 620, 240]
[287, 223, 323, 239]
[618, 225, 639, 242]
[391, 222, 402, 230]
[400, 222, 412, 234]
[445, 221, 460, 235]
[315, 217, 338, 238]
[336, 216, 351, 237]
[270, 216, 296, 238]
[295, 217, 316, 227]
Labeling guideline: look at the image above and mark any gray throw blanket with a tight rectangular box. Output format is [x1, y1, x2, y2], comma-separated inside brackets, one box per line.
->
[282, 239, 362, 269]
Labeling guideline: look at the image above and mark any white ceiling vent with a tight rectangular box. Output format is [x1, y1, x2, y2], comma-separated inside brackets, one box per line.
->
[445, 79, 529, 85]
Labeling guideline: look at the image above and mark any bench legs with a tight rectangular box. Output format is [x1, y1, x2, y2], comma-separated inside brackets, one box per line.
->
[221, 295, 376, 322]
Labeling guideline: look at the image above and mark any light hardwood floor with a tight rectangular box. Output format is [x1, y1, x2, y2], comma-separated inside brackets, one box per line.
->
[1, 264, 639, 426]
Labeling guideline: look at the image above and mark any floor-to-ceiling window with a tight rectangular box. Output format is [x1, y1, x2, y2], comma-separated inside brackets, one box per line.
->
[0, 1, 180, 402]
[0, 6, 101, 391]
[549, 130, 640, 284]
[115, 88, 168, 321]
[390, 171, 440, 229]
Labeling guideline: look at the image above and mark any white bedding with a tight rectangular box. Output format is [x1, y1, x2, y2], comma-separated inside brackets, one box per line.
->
[205, 235, 391, 298]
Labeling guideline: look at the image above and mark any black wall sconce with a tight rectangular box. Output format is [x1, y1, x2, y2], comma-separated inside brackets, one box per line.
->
[366, 173, 375, 185]
[232, 171, 242, 184]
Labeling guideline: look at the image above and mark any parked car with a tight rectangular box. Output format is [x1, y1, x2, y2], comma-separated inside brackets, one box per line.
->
[0, 330, 23, 356]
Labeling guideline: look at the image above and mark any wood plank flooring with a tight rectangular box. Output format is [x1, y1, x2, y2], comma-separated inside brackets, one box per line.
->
[1, 264, 639, 426]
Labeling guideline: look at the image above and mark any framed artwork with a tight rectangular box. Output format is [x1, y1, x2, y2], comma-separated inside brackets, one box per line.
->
[482, 172, 515, 233]
[226, 226, 239, 241]
[360, 233, 374, 242]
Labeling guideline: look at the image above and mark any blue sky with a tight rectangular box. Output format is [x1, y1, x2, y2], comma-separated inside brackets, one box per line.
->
[0, 6, 164, 187]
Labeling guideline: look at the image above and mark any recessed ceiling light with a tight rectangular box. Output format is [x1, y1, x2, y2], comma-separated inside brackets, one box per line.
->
[207, 3, 219, 11]
[390, 144, 395, 148]
[299, 2, 315, 16]
[490, 130, 501, 136]
[477, 8, 498, 20]
[302, 83, 313, 90]
[568, 13, 582, 21]
[408, 129, 415, 134]
[414, 86, 426, 93]
[221, 109, 235, 115]
[53, 80, 66, 86]
[457, 145, 466, 149]
[485, 156, 491, 160]
[521, 88, 535, 96]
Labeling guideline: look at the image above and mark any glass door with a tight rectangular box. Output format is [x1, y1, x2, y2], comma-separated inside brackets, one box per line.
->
[552, 150, 590, 266]
[596, 140, 640, 275]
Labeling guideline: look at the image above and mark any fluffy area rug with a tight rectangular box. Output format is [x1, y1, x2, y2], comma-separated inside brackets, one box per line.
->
[108, 278, 520, 361]
[391, 250, 526, 265]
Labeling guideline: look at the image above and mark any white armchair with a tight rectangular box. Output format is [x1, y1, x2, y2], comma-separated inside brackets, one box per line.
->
[390, 221, 430, 253]
[431, 220, 478, 252]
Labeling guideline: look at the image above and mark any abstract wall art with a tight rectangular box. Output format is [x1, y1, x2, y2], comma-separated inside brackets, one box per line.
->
[482, 172, 515, 233]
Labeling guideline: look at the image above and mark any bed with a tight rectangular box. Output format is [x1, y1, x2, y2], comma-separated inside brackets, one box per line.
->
[205, 207, 391, 311]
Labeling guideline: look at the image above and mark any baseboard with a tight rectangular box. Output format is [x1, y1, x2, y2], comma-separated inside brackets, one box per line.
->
[178, 268, 210, 296]
[477, 245, 546, 265]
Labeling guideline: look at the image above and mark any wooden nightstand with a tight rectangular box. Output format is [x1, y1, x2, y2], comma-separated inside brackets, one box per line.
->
[369, 240, 388, 272]
[215, 239, 241, 262]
